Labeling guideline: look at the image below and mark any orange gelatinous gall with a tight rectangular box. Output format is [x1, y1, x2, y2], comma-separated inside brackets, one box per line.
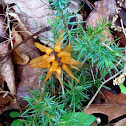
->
[62, 64, 79, 82]
[45, 55, 55, 63]
[29, 54, 49, 65]
[35, 42, 53, 55]
[44, 61, 59, 82]
[54, 30, 64, 52]
[70, 65, 80, 71]
[63, 45, 72, 52]
[57, 51, 71, 57]
[30, 62, 50, 68]
[55, 30, 64, 45]
[56, 66, 64, 86]
[61, 56, 81, 66]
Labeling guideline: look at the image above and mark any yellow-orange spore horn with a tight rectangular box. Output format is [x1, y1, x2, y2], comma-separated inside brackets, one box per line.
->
[70, 65, 80, 71]
[54, 30, 64, 52]
[29, 54, 49, 65]
[63, 45, 72, 52]
[62, 64, 79, 83]
[56, 66, 64, 86]
[44, 61, 59, 82]
[57, 51, 71, 57]
[61, 56, 81, 66]
[30, 62, 50, 68]
[45, 55, 55, 63]
[35, 42, 53, 55]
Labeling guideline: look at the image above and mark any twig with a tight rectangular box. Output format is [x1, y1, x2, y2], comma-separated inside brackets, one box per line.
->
[124, 47, 126, 73]
[61, 71, 66, 99]
[82, 0, 95, 9]
[0, 26, 52, 62]
[84, 69, 124, 111]
[90, 66, 95, 84]
[6, 4, 13, 49]
[0, 40, 11, 53]
[120, 18, 126, 38]
[115, 58, 122, 67]
[102, 43, 126, 61]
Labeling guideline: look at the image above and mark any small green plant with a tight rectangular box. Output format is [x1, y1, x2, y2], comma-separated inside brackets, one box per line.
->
[73, 22, 124, 72]
[10, 90, 96, 126]
[9, 111, 23, 126]
[10, 0, 125, 125]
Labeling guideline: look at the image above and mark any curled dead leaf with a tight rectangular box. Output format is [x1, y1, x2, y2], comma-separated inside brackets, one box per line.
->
[12, 24, 29, 65]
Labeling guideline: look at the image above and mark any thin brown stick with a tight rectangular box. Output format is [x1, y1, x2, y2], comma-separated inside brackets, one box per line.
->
[0, 40, 11, 53]
[82, 0, 95, 9]
[84, 69, 124, 111]
[0, 26, 52, 62]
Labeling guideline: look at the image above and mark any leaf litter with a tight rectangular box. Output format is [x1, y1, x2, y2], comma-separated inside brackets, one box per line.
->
[0, 0, 125, 125]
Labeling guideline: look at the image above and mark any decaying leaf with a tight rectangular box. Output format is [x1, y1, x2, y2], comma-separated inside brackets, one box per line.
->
[83, 89, 126, 122]
[114, 31, 126, 46]
[0, 93, 14, 114]
[3, 0, 55, 47]
[83, 104, 126, 122]
[101, 89, 126, 104]
[0, 43, 16, 95]
[16, 48, 41, 107]
[114, 118, 126, 126]
[12, 24, 29, 65]
[0, 2, 43, 106]
[12, 26, 42, 106]
[0, 14, 16, 95]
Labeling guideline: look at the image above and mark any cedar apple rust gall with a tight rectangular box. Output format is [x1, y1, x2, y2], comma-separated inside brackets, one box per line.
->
[29, 30, 81, 86]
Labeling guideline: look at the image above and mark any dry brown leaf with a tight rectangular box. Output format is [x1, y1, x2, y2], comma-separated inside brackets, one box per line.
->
[101, 89, 126, 104]
[84, 88, 126, 122]
[11, 26, 42, 106]
[16, 47, 41, 107]
[83, 104, 126, 122]
[12, 24, 29, 65]
[0, 14, 16, 95]
[114, 31, 126, 46]
[0, 93, 14, 114]
[0, 42, 16, 95]
[3, 0, 55, 47]
[114, 118, 126, 126]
